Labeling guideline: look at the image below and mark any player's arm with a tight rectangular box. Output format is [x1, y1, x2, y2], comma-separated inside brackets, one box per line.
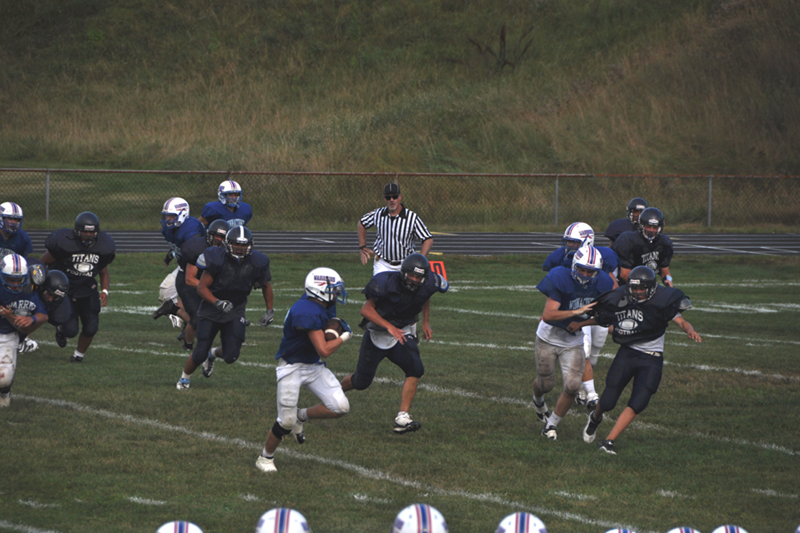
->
[262, 281, 273, 310]
[196, 270, 218, 305]
[358, 221, 373, 265]
[185, 264, 200, 288]
[197, 215, 208, 226]
[618, 267, 631, 283]
[361, 298, 406, 344]
[15, 311, 49, 334]
[39, 250, 56, 266]
[420, 237, 433, 257]
[672, 315, 701, 342]
[308, 328, 347, 358]
[98, 267, 110, 307]
[608, 271, 619, 290]
[660, 266, 673, 287]
[421, 298, 432, 341]
[541, 297, 596, 323]
[566, 317, 598, 333]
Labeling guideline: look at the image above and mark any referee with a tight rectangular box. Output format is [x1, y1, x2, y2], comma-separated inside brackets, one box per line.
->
[358, 183, 433, 275]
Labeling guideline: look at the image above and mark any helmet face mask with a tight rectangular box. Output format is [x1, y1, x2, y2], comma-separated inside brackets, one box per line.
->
[562, 222, 594, 254]
[626, 265, 657, 302]
[401, 253, 430, 292]
[225, 226, 253, 263]
[74, 212, 100, 247]
[637, 207, 664, 244]
[161, 197, 190, 229]
[305, 267, 347, 305]
[626, 197, 648, 224]
[42, 270, 70, 304]
[0, 254, 29, 294]
[571, 245, 603, 287]
[0, 202, 23, 235]
[206, 220, 230, 247]
[218, 180, 242, 207]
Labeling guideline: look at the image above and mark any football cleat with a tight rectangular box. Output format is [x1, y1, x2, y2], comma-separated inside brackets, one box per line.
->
[182, 342, 194, 351]
[291, 421, 306, 444]
[575, 388, 588, 406]
[152, 299, 174, 320]
[586, 392, 599, 413]
[255, 455, 277, 473]
[18, 338, 39, 354]
[599, 439, 616, 455]
[55, 329, 67, 348]
[0, 392, 10, 408]
[169, 314, 185, 328]
[202, 351, 216, 378]
[583, 412, 603, 443]
[394, 411, 422, 434]
[176, 378, 190, 390]
[69, 355, 83, 363]
[533, 397, 551, 422]
[177, 328, 186, 342]
[541, 425, 558, 440]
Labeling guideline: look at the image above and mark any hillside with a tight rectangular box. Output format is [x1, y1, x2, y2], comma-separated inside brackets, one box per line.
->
[1, 0, 798, 173]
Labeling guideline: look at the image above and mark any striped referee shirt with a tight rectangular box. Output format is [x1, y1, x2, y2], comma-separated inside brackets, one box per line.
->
[360, 205, 432, 264]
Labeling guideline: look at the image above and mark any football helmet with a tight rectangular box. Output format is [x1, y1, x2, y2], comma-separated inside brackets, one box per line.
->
[0, 254, 29, 294]
[74, 212, 100, 247]
[161, 197, 190, 229]
[254, 508, 310, 533]
[392, 504, 448, 533]
[638, 207, 664, 243]
[155, 521, 204, 533]
[305, 267, 347, 304]
[0, 202, 24, 234]
[626, 265, 657, 302]
[571, 245, 603, 287]
[495, 512, 547, 533]
[218, 180, 242, 207]
[666, 528, 701, 533]
[401, 253, 430, 292]
[602, 530, 637, 533]
[225, 225, 253, 263]
[206, 219, 229, 247]
[711, 527, 748, 533]
[562, 222, 594, 253]
[41, 269, 70, 304]
[626, 197, 648, 224]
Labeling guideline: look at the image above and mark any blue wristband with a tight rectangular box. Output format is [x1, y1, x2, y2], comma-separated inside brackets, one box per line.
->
[31, 315, 38, 324]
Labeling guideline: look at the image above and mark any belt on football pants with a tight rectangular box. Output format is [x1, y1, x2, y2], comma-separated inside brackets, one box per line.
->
[377, 255, 402, 266]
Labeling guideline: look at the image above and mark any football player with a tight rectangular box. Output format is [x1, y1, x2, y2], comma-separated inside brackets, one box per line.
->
[575, 265, 701, 454]
[16, 260, 72, 354]
[255, 268, 351, 473]
[604, 197, 648, 245]
[340, 253, 448, 433]
[196, 180, 253, 228]
[0, 202, 33, 258]
[40, 212, 116, 363]
[175, 226, 273, 390]
[533, 245, 614, 441]
[612, 207, 676, 287]
[0, 254, 48, 407]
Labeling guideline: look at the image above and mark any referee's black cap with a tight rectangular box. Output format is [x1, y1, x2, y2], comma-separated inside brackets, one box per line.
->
[383, 183, 401, 196]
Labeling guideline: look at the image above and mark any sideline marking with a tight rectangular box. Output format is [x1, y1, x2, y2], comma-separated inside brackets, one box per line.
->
[0, 521, 63, 533]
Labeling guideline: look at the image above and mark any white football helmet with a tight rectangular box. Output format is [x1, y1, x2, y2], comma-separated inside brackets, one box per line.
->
[392, 504, 448, 533]
[0, 202, 23, 234]
[0, 254, 29, 294]
[571, 245, 603, 287]
[562, 222, 594, 252]
[161, 197, 190, 229]
[495, 512, 547, 533]
[666, 528, 702, 533]
[304, 267, 347, 304]
[218, 180, 242, 207]
[155, 520, 203, 533]
[603, 529, 637, 533]
[711, 527, 748, 533]
[254, 508, 311, 533]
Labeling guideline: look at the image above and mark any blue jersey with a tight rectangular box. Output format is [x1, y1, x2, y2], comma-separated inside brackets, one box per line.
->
[536, 266, 614, 332]
[161, 217, 205, 261]
[0, 286, 46, 334]
[201, 202, 252, 228]
[196, 246, 271, 323]
[275, 294, 337, 365]
[0, 229, 33, 258]
[362, 271, 449, 329]
[542, 246, 619, 275]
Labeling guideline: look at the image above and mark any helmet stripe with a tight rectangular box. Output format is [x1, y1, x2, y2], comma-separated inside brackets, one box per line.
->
[415, 504, 431, 533]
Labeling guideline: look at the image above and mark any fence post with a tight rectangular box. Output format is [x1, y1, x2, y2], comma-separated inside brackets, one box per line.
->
[554, 176, 559, 226]
[707, 176, 712, 228]
[45, 169, 51, 222]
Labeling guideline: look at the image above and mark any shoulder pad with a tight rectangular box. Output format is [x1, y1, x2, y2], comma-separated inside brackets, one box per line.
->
[678, 297, 692, 311]
[436, 274, 449, 293]
[196, 252, 208, 269]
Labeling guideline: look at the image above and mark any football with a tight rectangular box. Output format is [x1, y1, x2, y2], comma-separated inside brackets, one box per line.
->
[324, 318, 345, 341]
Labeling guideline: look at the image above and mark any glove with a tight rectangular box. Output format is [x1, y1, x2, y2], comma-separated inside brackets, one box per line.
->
[214, 299, 234, 313]
[242, 318, 251, 327]
[164, 251, 174, 265]
[258, 309, 275, 327]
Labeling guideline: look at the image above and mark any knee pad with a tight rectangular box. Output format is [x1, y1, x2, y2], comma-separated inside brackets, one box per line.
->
[564, 374, 583, 396]
[325, 390, 350, 416]
[536, 374, 555, 395]
[350, 371, 374, 391]
[271, 421, 292, 439]
[0, 363, 15, 389]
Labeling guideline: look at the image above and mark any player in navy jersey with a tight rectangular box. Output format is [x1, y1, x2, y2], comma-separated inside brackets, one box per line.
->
[0, 202, 33, 258]
[604, 197, 648, 245]
[196, 180, 253, 228]
[15, 259, 72, 354]
[0, 254, 48, 407]
[574, 266, 701, 454]
[612, 207, 675, 287]
[255, 268, 352, 473]
[533, 245, 614, 441]
[175, 226, 273, 390]
[340, 253, 448, 433]
[40, 212, 116, 363]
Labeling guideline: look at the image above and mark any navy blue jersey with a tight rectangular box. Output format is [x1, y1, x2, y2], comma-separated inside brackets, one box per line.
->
[612, 231, 674, 276]
[161, 217, 205, 261]
[196, 246, 271, 322]
[604, 218, 636, 243]
[542, 246, 619, 274]
[44, 229, 116, 298]
[0, 286, 46, 334]
[200, 201, 252, 228]
[0, 229, 33, 258]
[592, 285, 688, 347]
[536, 266, 614, 332]
[178, 235, 210, 280]
[275, 294, 337, 365]
[362, 271, 448, 329]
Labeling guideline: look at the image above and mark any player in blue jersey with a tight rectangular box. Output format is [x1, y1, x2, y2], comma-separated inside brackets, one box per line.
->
[255, 268, 352, 473]
[576, 266, 701, 454]
[0, 202, 33, 258]
[176, 226, 273, 390]
[0, 254, 48, 407]
[533, 245, 614, 441]
[604, 197, 648, 245]
[197, 180, 253, 229]
[612, 207, 675, 287]
[340, 253, 449, 433]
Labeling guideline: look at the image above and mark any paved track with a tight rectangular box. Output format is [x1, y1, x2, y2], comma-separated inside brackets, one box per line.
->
[25, 230, 800, 255]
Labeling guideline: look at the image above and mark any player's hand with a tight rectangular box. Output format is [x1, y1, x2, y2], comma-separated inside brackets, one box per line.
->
[214, 299, 234, 313]
[566, 322, 581, 334]
[258, 309, 275, 326]
[387, 325, 406, 344]
[164, 251, 174, 267]
[687, 330, 702, 343]
[422, 323, 433, 341]
[359, 247, 373, 265]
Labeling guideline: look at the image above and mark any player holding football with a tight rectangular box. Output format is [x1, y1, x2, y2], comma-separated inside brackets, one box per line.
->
[196, 179, 253, 229]
[612, 206, 676, 287]
[40, 212, 116, 362]
[255, 268, 351, 473]
[575, 265, 701, 454]
[340, 253, 449, 433]
[175, 226, 273, 390]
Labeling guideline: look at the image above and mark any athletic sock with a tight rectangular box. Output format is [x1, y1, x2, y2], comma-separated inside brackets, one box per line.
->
[546, 413, 562, 427]
[297, 408, 308, 422]
[583, 380, 597, 396]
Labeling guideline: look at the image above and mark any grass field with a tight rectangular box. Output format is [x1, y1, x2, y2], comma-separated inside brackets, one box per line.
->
[2, 252, 799, 533]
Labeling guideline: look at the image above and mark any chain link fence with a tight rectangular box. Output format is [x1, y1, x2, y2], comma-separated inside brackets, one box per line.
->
[1, 169, 798, 232]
